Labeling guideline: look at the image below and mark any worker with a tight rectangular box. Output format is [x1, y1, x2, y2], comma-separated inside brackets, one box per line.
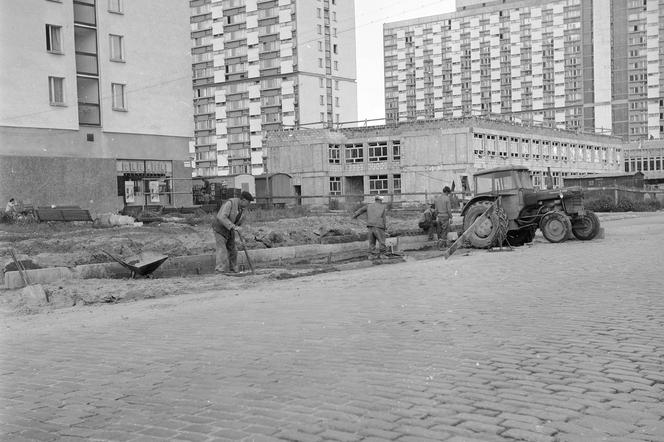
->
[5, 198, 17, 214]
[418, 204, 438, 240]
[434, 186, 454, 248]
[212, 191, 254, 274]
[352, 195, 388, 258]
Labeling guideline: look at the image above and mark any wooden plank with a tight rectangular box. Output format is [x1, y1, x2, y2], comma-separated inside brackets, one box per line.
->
[36, 208, 91, 222]
[444, 202, 495, 260]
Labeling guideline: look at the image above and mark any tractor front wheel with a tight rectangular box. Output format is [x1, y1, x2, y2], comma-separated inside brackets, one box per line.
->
[462, 201, 508, 248]
[540, 211, 571, 243]
[571, 210, 600, 241]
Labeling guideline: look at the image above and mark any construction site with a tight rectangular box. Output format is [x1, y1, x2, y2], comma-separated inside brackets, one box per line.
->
[0, 203, 454, 313]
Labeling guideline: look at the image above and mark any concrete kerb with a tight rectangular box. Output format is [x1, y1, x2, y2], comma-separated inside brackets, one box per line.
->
[4, 235, 435, 289]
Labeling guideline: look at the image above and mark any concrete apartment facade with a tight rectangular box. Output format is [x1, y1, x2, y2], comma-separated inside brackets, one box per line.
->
[383, 0, 664, 142]
[264, 118, 625, 205]
[0, 0, 194, 214]
[190, 0, 358, 178]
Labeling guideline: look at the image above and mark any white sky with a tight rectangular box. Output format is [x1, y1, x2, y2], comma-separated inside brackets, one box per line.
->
[354, 0, 456, 122]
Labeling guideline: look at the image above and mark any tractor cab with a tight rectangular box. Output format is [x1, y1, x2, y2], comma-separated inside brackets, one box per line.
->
[468, 166, 533, 223]
[474, 166, 534, 195]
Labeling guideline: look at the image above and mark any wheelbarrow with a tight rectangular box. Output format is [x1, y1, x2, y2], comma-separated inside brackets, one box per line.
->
[102, 250, 169, 278]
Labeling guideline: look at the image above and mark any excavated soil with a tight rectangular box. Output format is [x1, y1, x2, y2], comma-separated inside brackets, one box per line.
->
[0, 210, 425, 314]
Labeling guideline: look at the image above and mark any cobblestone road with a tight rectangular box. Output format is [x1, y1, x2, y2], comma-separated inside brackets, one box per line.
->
[1, 213, 663, 442]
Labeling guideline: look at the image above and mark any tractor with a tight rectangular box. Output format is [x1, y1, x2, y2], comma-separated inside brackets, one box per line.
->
[460, 166, 601, 248]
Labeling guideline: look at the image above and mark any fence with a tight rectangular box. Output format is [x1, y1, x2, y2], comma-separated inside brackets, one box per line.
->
[582, 186, 664, 205]
[253, 192, 468, 212]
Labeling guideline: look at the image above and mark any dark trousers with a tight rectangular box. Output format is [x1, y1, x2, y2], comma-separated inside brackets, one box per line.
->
[368, 226, 387, 255]
[214, 230, 237, 272]
[437, 217, 450, 244]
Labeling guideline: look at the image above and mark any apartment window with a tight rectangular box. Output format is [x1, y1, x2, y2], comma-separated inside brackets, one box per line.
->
[320, 112, 324, 122]
[46, 24, 63, 53]
[108, 0, 122, 13]
[74, 0, 96, 25]
[368, 141, 388, 162]
[334, 61, 338, 70]
[333, 11, 337, 21]
[111, 83, 126, 110]
[393, 174, 401, 194]
[319, 77, 324, 87]
[333, 28, 337, 37]
[48, 76, 65, 105]
[317, 24, 322, 34]
[392, 140, 401, 161]
[329, 177, 341, 195]
[319, 95, 324, 105]
[333, 44, 337, 54]
[369, 175, 388, 194]
[335, 113, 339, 122]
[344, 143, 363, 163]
[318, 58, 323, 67]
[328, 144, 340, 164]
[317, 8, 321, 18]
[318, 41, 323, 51]
[334, 97, 339, 107]
[77, 76, 100, 125]
[109, 34, 124, 61]
[334, 80, 339, 90]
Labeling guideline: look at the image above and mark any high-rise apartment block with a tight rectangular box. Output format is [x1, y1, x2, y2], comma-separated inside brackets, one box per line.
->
[383, 0, 664, 141]
[190, 0, 358, 177]
[0, 0, 194, 213]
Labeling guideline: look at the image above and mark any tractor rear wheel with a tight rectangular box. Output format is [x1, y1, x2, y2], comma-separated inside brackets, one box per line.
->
[462, 201, 508, 248]
[540, 211, 570, 243]
[571, 210, 600, 240]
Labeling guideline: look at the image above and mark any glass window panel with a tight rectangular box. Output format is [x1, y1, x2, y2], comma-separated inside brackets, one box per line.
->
[74, 1, 96, 25]
[77, 76, 99, 104]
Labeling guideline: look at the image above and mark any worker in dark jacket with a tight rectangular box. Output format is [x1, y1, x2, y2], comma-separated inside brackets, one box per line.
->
[212, 191, 253, 273]
[352, 195, 388, 258]
[418, 205, 438, 240]
[434, 186, 454, 247]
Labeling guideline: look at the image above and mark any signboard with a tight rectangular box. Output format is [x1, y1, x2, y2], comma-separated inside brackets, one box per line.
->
[125, 181, 135, 203]
[149, 181, 160, 203]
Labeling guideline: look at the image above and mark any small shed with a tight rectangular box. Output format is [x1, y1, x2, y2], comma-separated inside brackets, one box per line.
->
[255, 173, 294, 207]
[563, 172, 644, 189]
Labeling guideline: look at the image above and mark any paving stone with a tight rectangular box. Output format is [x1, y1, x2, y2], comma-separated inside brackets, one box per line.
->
[500, 428, 556, 442]
[2, 214, 663, 442]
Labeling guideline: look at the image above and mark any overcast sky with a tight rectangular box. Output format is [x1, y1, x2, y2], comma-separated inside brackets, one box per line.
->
[354, 0, 456, 122]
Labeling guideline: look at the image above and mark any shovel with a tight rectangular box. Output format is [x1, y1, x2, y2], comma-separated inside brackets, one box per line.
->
[10, 249, 48, 303]
[234, 230, 255, 274]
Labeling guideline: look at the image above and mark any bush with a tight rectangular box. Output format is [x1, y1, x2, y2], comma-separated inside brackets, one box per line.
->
[615, 199, 635, 212]
[0, 210, 13, 224]
[585, 196, 614, 212]
[585, 197, 661, 213]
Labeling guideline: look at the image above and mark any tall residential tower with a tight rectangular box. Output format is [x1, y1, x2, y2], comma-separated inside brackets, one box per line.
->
[383, 0, 664, 141]
[190, 0, 358, 177]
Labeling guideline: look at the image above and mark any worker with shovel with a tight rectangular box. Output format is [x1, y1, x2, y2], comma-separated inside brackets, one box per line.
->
[352, 195, 388, 259]
[212, 191, 254, 274]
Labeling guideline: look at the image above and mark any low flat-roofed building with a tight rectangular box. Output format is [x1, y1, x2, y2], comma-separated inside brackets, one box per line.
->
[263, 117, 626, 206]
[623, 140, 664, 186]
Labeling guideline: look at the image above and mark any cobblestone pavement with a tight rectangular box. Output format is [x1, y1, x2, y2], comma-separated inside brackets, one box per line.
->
[1, 213, 663, 442]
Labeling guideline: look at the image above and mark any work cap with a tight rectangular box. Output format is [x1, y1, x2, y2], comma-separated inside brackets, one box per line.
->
[240, 191, 254, 202]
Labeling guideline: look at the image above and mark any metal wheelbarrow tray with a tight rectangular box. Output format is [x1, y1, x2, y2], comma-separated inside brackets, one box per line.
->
[102, 250, 169, 278]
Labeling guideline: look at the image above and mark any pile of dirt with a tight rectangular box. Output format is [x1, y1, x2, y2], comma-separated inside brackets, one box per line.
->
[0, 210, 423, 271]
